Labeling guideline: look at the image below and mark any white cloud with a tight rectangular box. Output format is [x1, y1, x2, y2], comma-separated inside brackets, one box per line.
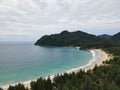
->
[0, 0, 120, 41]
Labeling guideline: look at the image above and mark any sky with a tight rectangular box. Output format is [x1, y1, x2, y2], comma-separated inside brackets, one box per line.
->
[0, 0, 120, 41]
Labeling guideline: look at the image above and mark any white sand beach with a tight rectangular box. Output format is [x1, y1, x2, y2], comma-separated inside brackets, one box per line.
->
[1, 49, 110, 90]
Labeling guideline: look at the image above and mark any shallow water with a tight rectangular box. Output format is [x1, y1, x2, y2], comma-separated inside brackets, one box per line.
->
[0, 42, 92, 86]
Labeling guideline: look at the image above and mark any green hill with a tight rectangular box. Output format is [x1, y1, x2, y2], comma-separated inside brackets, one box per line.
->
[111, 32, 120, 45]
[35, 30, 120, 49]
[35, 30, 100, 46]
[98, 34, 112, 40]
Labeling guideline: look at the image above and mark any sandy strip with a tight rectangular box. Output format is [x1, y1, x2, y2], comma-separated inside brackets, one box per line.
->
[65, 49, 110, 73]
[83, 49, 110, 71]
[1, 49, 110, 90]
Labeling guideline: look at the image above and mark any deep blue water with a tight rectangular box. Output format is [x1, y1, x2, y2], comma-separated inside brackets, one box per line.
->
[0, 42, 92, 86]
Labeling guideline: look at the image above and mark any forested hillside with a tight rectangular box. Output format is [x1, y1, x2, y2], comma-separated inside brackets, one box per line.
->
[35, 30, 100, 46]
[35, 30, 120, 48]
[111, 32, 120, 45]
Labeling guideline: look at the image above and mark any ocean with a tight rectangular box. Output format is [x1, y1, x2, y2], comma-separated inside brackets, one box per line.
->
[0, 42, 92, 86]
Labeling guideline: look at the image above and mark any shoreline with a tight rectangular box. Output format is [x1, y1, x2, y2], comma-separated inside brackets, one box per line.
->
[1, 49, 109, 90]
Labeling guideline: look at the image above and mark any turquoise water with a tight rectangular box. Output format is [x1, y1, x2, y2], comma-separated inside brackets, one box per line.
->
[0, 42, 92, 86]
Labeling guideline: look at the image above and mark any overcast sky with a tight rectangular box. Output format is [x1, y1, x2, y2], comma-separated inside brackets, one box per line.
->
[0, 0, 120, 41]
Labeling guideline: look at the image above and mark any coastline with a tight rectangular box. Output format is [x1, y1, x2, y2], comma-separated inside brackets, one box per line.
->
[83, 49, 110, 71]
[65, 49, 109, 73]
[1, 49, 110, 90]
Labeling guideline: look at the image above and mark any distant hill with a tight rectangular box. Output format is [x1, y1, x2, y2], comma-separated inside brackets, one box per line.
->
[35, 30, 100, 46]
[111, 32, 120, 44]
[98, 34, 112, 40]
[35, 30, 120, 48]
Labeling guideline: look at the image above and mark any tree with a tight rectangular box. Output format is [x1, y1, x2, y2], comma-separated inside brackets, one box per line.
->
[0, 87, 3, 90]
[8, 86, 15, 90]
[37, 78, 45, 90]
[31, 81, 38, 90]
[45, 77, 52, 90]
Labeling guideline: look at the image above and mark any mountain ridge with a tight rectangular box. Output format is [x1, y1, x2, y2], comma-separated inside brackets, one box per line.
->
[35, 30, 120, 47]
[35, 30, 100, 46]
[111, 32, 120, 44]
[98, 34, 112, 40]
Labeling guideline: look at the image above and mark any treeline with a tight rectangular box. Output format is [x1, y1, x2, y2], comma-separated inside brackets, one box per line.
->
[0, 47, 120, 90]
[80, 41, 114, 49]
[30, 77, 52, 90]
[0, 84, 29, 90]
[104, 47, 120, 56]
[7, 84, 29, 90]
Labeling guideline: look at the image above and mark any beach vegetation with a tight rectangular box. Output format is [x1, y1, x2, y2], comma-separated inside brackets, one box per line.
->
[30, 77, 53, 90]
[8, 84, 28, 90]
